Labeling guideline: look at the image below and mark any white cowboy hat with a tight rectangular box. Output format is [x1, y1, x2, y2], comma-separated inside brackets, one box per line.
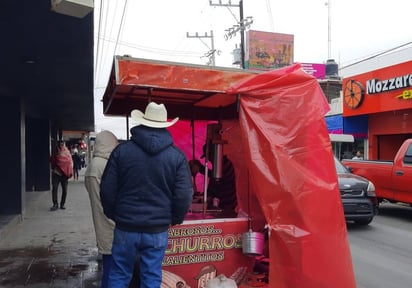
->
[130, 102, 179, 128]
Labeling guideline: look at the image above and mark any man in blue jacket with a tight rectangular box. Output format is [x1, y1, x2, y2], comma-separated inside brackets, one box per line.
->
[100, 102, 193, 288]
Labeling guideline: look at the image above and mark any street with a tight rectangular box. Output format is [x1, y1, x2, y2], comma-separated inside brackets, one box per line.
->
[347, 202, 412, 288]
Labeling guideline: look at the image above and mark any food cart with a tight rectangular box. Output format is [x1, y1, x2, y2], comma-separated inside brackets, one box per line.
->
[101, 56, 356, 288]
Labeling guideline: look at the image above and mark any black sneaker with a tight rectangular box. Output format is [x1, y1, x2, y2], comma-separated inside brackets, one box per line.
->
[50, 204, 58, 211]
[60, 205, 66, 210]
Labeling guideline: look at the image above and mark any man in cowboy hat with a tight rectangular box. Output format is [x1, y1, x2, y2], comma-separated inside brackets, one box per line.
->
[100, 102, 193, 288]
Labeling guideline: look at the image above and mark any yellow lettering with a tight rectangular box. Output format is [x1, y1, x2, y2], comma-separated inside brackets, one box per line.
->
[399, 90, 412, 99]
[168, 225, 222, 238]
[167, 238, 186, 253]
[186, 237, 198, 253]
[222, 234, 237, 249]
[211, 235, 223, 249]
[404, 90, 412, 99]
[162, 252, 225, 266]
[198, 237, 211, 251]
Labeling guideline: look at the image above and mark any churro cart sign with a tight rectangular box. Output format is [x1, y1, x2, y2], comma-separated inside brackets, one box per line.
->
[161, 218, 252, 288]
[343, 60, 412, 116]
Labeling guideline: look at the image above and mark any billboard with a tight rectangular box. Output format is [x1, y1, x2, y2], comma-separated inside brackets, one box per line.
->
[300, 63, 326, 79]
[245, 30, 294, 70]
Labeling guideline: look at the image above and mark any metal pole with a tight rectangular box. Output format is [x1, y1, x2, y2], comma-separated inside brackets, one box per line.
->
[203, 143, 210, 218]
[126, 114, 129, 140]
[239, 0, 245, 69]
[210, 30, 216, 66]
[327, 0, 332, 59]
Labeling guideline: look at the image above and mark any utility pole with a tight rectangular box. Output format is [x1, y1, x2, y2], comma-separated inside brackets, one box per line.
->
[326, 0, 332, 59]
[239, 0, 245, 69]
[210, 0, 253, 69]
[186, 31, 217, 66]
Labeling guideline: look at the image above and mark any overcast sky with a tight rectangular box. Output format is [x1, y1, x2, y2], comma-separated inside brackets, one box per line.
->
[93, 0, 412, 139]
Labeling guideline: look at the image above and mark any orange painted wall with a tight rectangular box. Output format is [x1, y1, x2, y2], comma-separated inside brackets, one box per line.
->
[368, 109, 412, 159]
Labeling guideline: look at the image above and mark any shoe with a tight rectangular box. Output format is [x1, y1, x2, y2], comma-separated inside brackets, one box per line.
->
[50, 204, 58, 211]
[60, 205, 66, 210]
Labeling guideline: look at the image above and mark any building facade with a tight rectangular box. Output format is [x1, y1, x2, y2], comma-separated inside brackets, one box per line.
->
[342, 60, 412, 160]
[323, 45, 412, 160]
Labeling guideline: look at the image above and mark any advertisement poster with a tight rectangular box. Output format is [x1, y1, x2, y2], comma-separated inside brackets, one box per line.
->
[245, 30, 294, 70]
[162, 218, 253, 287]
[300, 63, 326, 79]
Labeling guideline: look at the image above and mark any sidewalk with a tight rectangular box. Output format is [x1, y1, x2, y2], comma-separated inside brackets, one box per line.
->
[0, 170, 102, 288]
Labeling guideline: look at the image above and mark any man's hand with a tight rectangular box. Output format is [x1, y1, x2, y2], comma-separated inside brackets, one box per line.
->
[188, 159, 202, 176]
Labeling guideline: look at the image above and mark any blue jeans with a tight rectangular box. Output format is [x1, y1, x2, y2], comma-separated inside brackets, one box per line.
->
[101, 254, 112, 288]
[108, 227, 168, 288]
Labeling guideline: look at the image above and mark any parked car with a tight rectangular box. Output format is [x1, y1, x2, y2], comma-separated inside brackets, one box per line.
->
[335, 157, 379, 225]
[342, 139, 412, 206]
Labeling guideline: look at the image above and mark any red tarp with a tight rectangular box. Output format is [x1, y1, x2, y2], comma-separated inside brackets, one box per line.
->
[228, 64, 355, 287]
[102, 57, 356, 287]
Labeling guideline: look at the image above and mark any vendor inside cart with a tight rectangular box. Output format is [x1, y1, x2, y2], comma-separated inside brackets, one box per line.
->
[189, 142, 237, 218]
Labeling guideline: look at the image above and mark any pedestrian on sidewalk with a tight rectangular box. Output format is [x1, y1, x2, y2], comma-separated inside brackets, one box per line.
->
[100, 102, 193, 288]
[84, 130, 119, 288]
[49, 140, 73, 210]
[72, 149, 82, 180]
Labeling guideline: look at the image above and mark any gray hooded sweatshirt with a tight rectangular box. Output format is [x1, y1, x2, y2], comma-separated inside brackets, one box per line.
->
[84, 130, 118, 255]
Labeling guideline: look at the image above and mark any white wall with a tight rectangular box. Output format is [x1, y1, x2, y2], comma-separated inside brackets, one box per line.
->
[339, 46, 412, 77]
[326, 96, 343, 116]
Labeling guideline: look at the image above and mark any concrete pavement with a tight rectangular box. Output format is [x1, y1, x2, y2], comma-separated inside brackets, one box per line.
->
[0, 170, 102, 287]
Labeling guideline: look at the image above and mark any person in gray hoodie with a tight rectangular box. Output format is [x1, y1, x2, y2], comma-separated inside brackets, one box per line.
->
[84, 130, 118, 288]
[100, 102, 193, 288]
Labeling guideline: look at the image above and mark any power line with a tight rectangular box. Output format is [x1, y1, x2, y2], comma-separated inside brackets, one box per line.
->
[94, 0, 104, 82]
[340, 41, 412, 69]
[113, 0, 128, 58]
[97, 36, 203, 57]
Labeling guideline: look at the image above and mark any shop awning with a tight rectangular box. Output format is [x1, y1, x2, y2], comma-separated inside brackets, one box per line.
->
[102, 56, 258, 120]
[329, 133, 354, 143]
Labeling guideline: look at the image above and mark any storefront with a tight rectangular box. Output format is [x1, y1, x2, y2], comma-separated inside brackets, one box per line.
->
[328, 132, 353, 160]
[325, 113, 368, 159]
[342, 60, 412, 160]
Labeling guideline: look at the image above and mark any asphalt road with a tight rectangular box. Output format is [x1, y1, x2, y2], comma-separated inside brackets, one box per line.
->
[347, 202, 412, 288]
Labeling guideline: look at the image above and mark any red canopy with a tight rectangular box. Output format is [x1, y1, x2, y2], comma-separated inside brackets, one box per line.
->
[230, 65, 355, 287]
[102, 56, 356, 287]
[102, 56, 257, 120]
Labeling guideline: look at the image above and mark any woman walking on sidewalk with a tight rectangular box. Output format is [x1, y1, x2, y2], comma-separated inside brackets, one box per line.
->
[50, 140, 73, 210]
